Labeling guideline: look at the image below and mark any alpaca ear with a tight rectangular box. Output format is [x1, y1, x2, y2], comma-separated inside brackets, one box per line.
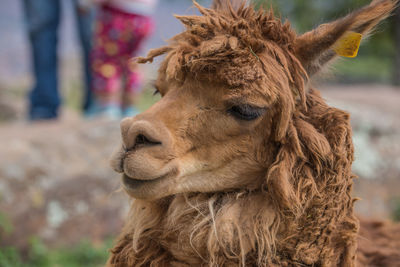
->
[294, 0, 397, 76]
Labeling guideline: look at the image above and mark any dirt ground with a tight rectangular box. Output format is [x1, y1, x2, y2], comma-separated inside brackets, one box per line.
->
[0, 84, 399, 251]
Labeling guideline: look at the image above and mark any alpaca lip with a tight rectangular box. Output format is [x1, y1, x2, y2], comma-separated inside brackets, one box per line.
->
[122, 173, 167, 189]
[122, 174, 148, 188]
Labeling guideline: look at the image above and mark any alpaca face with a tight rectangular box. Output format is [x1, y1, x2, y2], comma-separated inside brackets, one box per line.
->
[110, 0, 397, 201]
[110, 76, 282, 200]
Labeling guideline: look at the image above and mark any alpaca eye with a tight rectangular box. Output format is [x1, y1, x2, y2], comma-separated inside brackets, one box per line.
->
[227, 105, 266, 121]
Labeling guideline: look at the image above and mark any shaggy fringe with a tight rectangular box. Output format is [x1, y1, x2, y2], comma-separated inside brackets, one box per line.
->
[137, 0, 308, 108]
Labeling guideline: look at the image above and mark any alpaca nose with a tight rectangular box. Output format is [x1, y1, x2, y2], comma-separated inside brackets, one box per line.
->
[120, 118, 163, 151]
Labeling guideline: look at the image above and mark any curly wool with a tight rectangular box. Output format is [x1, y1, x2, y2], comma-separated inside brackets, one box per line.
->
[137, 1, 307, 104]
[107, 0, 398, 266]
[108, 87, 358, 266]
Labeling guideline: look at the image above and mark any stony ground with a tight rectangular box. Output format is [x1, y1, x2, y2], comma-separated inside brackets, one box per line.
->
[0, 112, 128, 252]
[0, 84, 399, 252]
[321, 85, 400, 219]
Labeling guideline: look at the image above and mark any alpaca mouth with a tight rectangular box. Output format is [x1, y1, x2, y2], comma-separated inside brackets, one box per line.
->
[122, 173, 168, 190]
[122, 174, 149, 188]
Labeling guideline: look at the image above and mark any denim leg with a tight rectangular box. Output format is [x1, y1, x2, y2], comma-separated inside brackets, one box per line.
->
[22, 0, 61, 120]
[73, 0, 95, 112]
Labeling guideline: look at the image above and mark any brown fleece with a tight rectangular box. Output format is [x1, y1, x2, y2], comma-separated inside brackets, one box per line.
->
[107, 0, 399, 266]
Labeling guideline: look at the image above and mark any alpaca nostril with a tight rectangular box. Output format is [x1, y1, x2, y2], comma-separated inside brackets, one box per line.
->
[135, 134, 149, 146]
[121, 120, 167, 151]
[132, 134, 162, 149]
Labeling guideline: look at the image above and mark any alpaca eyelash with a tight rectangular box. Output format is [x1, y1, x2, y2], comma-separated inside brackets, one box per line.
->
[153, 88, 160, 96]
[151, 80, 161, 96]
[227, 104, 266, 121]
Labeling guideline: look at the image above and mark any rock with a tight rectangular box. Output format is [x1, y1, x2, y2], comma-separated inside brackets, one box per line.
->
[0, 118, 128, 251]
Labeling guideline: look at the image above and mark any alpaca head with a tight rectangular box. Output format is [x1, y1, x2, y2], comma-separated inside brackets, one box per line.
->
[110, 0, 396, 203]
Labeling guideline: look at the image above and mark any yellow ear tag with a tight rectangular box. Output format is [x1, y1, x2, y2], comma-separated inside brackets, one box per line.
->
[333, 31, 362, 58]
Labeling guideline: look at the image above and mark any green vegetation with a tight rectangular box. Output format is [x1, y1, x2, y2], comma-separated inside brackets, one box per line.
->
[0, 211, 111, 267]
[0, 212, 13, 236]
[391, 197, 400, 222]
[330, 56, 393, 84]
[0, 238, 112, 267]
[254, 0, 397, 84]
[64, 75, 160, 112]
[136, 84, 161, 111]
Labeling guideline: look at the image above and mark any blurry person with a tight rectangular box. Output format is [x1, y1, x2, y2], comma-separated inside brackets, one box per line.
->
[89, 0, 157, 119]
[22, 0, 95, 120]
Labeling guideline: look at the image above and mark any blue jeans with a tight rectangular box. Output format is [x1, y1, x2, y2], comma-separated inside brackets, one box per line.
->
[22, 0, 94, 120]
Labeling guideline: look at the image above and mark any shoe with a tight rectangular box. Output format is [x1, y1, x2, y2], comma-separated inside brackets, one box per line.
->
[102, 105, 121, 120]
[121, 106, 140, 118]
[29, 107, 58, 121]
[84, 102, 121, 120]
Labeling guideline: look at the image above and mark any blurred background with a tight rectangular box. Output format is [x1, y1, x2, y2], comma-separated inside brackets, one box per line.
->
[0, 0, 399, 266]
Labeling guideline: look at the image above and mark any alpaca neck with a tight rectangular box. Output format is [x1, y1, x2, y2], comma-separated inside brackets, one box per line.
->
[110, 188, 358, 266]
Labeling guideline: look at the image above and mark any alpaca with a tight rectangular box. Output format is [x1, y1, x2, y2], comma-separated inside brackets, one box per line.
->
[107, 0, 399, 266]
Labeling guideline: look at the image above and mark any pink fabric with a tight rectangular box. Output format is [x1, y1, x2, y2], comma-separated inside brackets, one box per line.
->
[109, 0, 158, 15]
[91, 5, 154, 94]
